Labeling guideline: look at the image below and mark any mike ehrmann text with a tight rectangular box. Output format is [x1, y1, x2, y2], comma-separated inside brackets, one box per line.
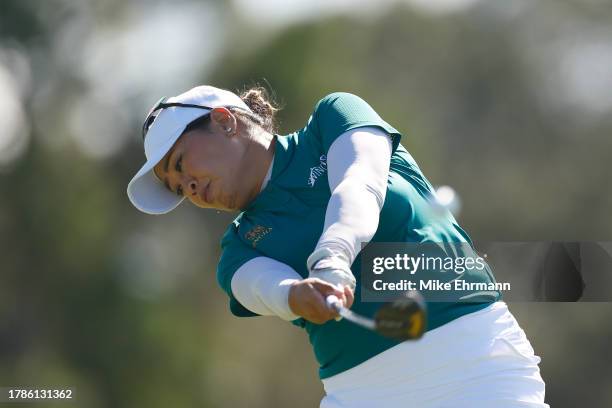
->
[372, 279, 511, 291]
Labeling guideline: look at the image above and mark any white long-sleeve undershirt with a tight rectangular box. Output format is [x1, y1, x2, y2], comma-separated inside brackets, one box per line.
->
[231, 256, 302, 321]
[310, 126, 392, 269]
[230, 127, 393, 320]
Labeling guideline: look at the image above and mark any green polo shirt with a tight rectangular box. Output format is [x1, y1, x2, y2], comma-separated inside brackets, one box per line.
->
[216, 92, 500, 379]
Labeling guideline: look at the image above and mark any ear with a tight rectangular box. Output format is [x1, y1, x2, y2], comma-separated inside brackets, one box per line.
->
[209, 107, 238, 136]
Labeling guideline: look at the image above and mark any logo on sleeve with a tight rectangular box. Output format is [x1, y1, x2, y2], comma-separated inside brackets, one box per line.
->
[308, 154, 327, 187]
[245, 225, 273, 248]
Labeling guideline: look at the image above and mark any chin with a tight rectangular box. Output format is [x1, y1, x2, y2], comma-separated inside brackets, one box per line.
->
[190, 198, 214, 210]
[216, 191, 237, 211]
[191, 192, 240, 212]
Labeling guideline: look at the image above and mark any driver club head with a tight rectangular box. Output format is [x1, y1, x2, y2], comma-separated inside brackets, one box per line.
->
[374, 291, 427, 341]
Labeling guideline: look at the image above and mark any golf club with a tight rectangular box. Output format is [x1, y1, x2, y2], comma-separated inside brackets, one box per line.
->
[326, 290, 427, 341]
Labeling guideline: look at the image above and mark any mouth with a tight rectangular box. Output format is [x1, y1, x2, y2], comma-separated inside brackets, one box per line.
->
[229, 193, 237, 210]
[203, 183, 213, 205]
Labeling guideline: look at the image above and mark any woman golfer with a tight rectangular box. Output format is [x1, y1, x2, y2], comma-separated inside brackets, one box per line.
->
[127, 85, 548, 407]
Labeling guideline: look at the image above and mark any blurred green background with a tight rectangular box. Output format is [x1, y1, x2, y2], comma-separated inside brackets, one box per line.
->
[1, 0, 611, 407]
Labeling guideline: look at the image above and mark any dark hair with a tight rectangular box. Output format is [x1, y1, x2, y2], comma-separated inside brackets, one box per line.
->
[183, 86, 280, 135]
[238, 87, 279, 133]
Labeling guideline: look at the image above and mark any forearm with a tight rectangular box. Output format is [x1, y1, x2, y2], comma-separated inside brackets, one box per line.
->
[318, 178, 383, 261]
[309, 127, 392, 279]
[230, 257, 301, 321]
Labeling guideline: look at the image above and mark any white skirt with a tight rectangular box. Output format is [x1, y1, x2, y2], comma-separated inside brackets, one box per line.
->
[321, 302, 548, 408]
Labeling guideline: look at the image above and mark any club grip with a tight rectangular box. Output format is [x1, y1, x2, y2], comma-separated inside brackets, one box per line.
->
[326, 295, 340, 310]
[325, 295, 345, 322]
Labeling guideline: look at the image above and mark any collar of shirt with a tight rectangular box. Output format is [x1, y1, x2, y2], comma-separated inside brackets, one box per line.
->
[246, 133, 295, 212]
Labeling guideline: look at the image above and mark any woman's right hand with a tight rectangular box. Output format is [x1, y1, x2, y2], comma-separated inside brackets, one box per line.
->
[288, 278, 354, 324]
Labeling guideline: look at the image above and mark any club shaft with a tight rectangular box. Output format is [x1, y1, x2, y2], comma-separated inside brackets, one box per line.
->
[326, 295, 375, 330]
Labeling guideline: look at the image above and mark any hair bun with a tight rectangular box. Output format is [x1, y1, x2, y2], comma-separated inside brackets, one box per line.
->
[240, 87, 279, 133]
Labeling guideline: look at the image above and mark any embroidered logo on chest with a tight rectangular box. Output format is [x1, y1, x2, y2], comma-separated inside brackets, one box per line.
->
[308, 154, 327, 187]
[245, 225, 273, 248]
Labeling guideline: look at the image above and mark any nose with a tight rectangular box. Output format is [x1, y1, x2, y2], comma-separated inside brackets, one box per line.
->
[187, 179, 198, 196]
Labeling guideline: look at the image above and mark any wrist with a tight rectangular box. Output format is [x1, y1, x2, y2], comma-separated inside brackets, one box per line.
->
[287, 280, 300, 317]
[307, 246, 350, 272]
[307, 250, 356, 291]
[279, 279, 301, 321]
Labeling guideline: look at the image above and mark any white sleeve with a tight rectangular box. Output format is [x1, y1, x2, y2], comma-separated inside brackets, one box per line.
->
[230, 256, 302, 321]
[310, 126, 392, 272]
